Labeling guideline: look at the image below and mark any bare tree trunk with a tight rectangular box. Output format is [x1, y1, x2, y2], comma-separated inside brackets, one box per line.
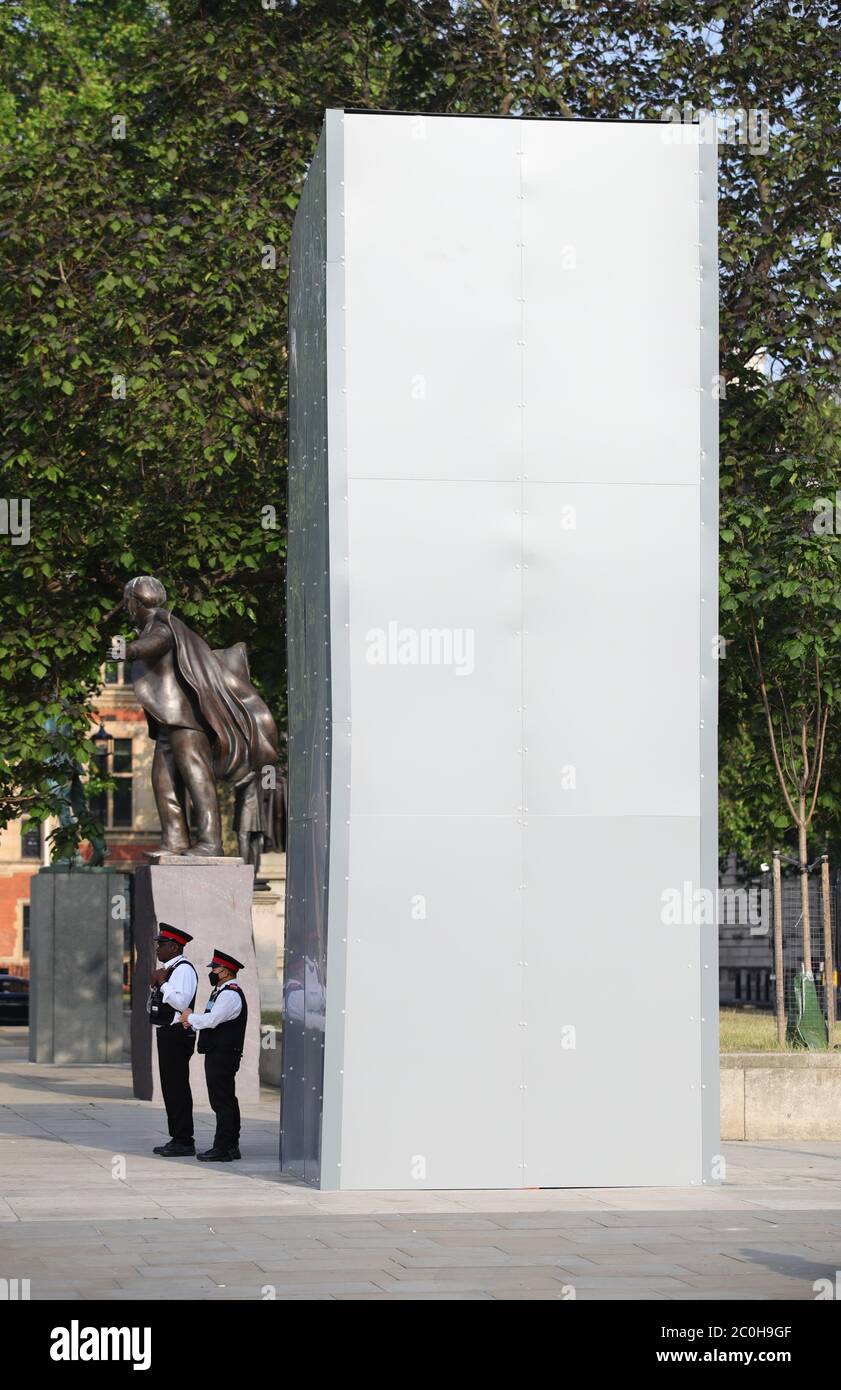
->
[798, 800, 812, 974]
[772, 850, 786, 1047]
[821, 852, 836, 1043]
[750, 630, 830, 993]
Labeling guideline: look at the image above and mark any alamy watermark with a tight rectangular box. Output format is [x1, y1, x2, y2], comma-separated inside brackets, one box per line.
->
[50, 1321, 151, 1370]
[1, 498, 30, 545]
[661, 882, 769, 933]
[0, 1278, 30, 1300]
[365, 622, 475, 677]
[661, 102, 769, 155]
[812, 492, 841, 534]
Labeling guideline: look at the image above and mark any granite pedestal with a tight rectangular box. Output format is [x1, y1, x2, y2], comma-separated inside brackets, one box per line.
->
[131, 862, 260, 1107]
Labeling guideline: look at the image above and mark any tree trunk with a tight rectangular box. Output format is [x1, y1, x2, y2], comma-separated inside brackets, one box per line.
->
[772, 850, 786, 1047]
[821, 853, 836, 1043]
[799, 802, 812, 974]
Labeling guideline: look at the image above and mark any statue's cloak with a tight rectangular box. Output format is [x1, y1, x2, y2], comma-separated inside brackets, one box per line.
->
[151, 609, 278, 787]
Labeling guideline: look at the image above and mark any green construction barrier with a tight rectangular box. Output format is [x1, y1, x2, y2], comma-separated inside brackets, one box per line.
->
[787, 967, 829, 1050]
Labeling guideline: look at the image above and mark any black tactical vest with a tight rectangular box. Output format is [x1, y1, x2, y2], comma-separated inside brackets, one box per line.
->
[197, 982, 248, 1056]
[148, 959, 198, 1027]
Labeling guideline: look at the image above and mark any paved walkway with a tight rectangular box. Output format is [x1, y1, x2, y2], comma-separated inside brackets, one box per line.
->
[1, 1028, 840, 1300]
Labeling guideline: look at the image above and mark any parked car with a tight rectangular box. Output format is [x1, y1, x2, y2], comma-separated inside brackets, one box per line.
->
[0, 974, 29, 1025]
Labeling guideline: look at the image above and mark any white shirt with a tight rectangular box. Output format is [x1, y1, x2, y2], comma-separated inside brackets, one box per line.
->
[187, 982, 243, 1031]
[159, 955, 198, 1023]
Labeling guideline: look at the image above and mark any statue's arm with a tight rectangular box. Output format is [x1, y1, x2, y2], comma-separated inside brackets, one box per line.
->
[125, 621, 173, 664]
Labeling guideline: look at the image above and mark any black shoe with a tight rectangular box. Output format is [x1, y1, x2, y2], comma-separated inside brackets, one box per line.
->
[197, 1147, 233, 1162]
[153, 1141, 196, 1157]
[228, 1147, 241, 1160]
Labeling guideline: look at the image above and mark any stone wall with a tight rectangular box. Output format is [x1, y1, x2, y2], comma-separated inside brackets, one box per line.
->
[722, 1052, 841, 1140]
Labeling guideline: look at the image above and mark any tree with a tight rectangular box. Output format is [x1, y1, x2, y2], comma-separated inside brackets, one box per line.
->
[439, 0, 841, 863]
[721, 391, 841, 969]
[1, 0, 838, 868]
[662, 1, 840, 869]
[0, 0, 421, 836]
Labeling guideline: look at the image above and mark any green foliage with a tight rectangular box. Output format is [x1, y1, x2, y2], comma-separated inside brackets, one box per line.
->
[719, 392, 841, 864]
[0, 0, 454, 840]
[0, 0, 838, 864]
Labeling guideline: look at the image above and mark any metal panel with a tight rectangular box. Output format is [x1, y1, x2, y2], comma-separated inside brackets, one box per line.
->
[340, 815, 523, 1189]
[282, 122, 331, 1184]
[343, 114, 522, 482]
[522, 483, 700, 818]
[319, 110, 352, 1189]
[346, 479, 522, 818]
[280, 835, 324, 1168]
[521, 816, 701, 1187]
[699, 134, 721, 1182]
[521, 121, 701, 484]
[516, 119, 712, 1186]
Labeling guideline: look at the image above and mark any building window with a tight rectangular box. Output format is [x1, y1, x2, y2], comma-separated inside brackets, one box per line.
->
[93, 747, 108, 827]
[104, 661, 125, 685]
[22, 905, 30, 957]
[21, 821, 40, 859]
[111, 739, 133, 827]
[95, 737, 134, 830]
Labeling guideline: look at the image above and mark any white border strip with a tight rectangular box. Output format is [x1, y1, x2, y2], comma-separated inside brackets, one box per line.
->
[698, 133, 721, 1183]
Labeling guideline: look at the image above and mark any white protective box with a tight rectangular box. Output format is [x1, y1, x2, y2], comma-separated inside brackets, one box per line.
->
[282, 110, 719, 1190]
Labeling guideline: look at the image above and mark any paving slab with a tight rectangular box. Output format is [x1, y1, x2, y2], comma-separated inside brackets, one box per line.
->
[2, 1028, 841, 1301]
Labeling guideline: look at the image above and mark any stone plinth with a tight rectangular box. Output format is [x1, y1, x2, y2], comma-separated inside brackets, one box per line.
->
[148, 855, 245, 867]
[131, 862, 260, 1106]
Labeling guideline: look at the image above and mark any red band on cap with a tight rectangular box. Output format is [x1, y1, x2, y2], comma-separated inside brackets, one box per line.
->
[211, 951, 242, 971]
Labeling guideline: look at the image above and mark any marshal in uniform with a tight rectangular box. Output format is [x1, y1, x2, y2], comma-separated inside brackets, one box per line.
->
[180, 949, 247, 1162]
[149, 924, 199, 1157]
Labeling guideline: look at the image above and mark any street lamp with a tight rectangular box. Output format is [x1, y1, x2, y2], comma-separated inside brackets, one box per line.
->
[92, 724, 110, 752]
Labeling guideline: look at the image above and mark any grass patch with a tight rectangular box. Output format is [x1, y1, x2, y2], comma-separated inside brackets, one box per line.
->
[720, 1007, 779, 1052]
[720, 1006, 840, 1052]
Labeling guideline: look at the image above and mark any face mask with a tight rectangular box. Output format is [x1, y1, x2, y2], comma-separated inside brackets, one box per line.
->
[208, 971, 220, 987]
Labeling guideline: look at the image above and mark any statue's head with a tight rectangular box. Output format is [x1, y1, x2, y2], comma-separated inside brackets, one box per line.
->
[124, 575, 166, 629]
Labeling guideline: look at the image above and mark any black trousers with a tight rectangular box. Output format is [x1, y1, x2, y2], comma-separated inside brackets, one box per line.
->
[156, 1024, 196, 1146]
[204, 1050, 241, 1151]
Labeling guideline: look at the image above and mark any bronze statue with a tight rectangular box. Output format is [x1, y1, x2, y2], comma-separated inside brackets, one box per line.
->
[112, 576, 281, 861]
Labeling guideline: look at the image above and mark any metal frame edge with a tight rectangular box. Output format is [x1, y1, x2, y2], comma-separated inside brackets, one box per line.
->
[319, 107, 351, 1190]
